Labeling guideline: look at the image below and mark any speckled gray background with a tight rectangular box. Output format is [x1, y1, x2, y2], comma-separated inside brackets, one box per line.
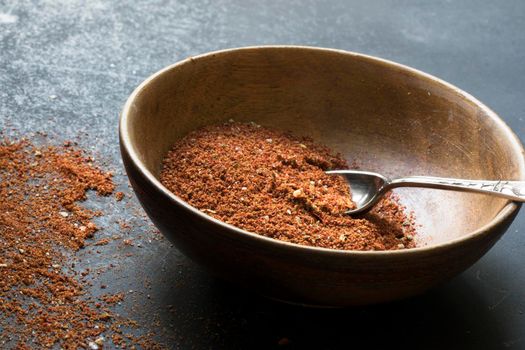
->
[1, 0, 525, 349]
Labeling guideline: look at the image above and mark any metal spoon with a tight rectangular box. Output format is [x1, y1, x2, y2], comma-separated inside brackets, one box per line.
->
[326, 170, 525, 215]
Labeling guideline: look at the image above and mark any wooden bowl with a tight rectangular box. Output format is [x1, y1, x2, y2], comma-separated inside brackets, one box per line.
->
[120, 46, 525, 306]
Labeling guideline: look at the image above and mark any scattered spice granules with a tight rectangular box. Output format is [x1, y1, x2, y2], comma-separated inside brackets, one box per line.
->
[160, 122, 417, 251]
[93, 238, 111, 246]
[0, 137, 162, 349]
[115, 191, 125, 202]
[101, 292, 125, 305]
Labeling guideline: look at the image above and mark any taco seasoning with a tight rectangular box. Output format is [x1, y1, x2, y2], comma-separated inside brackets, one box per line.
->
[160, 122, 416, 251]
[0, 137, 162, 349]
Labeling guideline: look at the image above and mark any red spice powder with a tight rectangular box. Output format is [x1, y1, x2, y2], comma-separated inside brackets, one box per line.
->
[160, 122, 416, 251]
[0, 138, 162, 349]
[115, 191, 125, 201]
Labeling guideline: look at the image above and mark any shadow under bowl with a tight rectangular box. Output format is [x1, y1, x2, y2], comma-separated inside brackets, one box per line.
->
[120, 46, 525, 306]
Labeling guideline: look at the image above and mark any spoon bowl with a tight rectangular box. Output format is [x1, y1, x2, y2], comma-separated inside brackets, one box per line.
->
[326, 170, 389, 214]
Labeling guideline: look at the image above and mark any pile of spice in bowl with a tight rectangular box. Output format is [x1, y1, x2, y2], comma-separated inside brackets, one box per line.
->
[160, 122, 417, 251]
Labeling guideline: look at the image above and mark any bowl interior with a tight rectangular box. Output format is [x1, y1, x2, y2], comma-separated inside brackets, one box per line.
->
[123, 47, 524, 247]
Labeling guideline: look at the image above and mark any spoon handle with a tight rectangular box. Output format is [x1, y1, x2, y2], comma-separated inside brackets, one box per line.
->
[389, 176, 525, 201]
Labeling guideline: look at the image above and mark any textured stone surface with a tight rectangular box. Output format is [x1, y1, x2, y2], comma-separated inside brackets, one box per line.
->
[1, 0, 524, 348]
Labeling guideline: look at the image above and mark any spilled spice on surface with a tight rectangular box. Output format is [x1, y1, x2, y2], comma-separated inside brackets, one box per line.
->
[160, 122, 416, 251]
[0, 137, 162, 349]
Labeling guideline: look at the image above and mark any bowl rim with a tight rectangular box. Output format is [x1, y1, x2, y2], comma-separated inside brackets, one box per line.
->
[119, 45, 525, 257]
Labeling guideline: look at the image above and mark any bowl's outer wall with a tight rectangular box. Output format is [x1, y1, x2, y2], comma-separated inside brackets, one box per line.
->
[120, 47, 525, 306]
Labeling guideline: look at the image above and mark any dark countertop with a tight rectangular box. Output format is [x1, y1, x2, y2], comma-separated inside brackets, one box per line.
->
[1, 1, 524, 349]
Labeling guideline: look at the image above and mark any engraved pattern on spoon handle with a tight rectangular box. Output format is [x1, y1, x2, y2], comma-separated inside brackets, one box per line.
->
[389, 177, 525, 201]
